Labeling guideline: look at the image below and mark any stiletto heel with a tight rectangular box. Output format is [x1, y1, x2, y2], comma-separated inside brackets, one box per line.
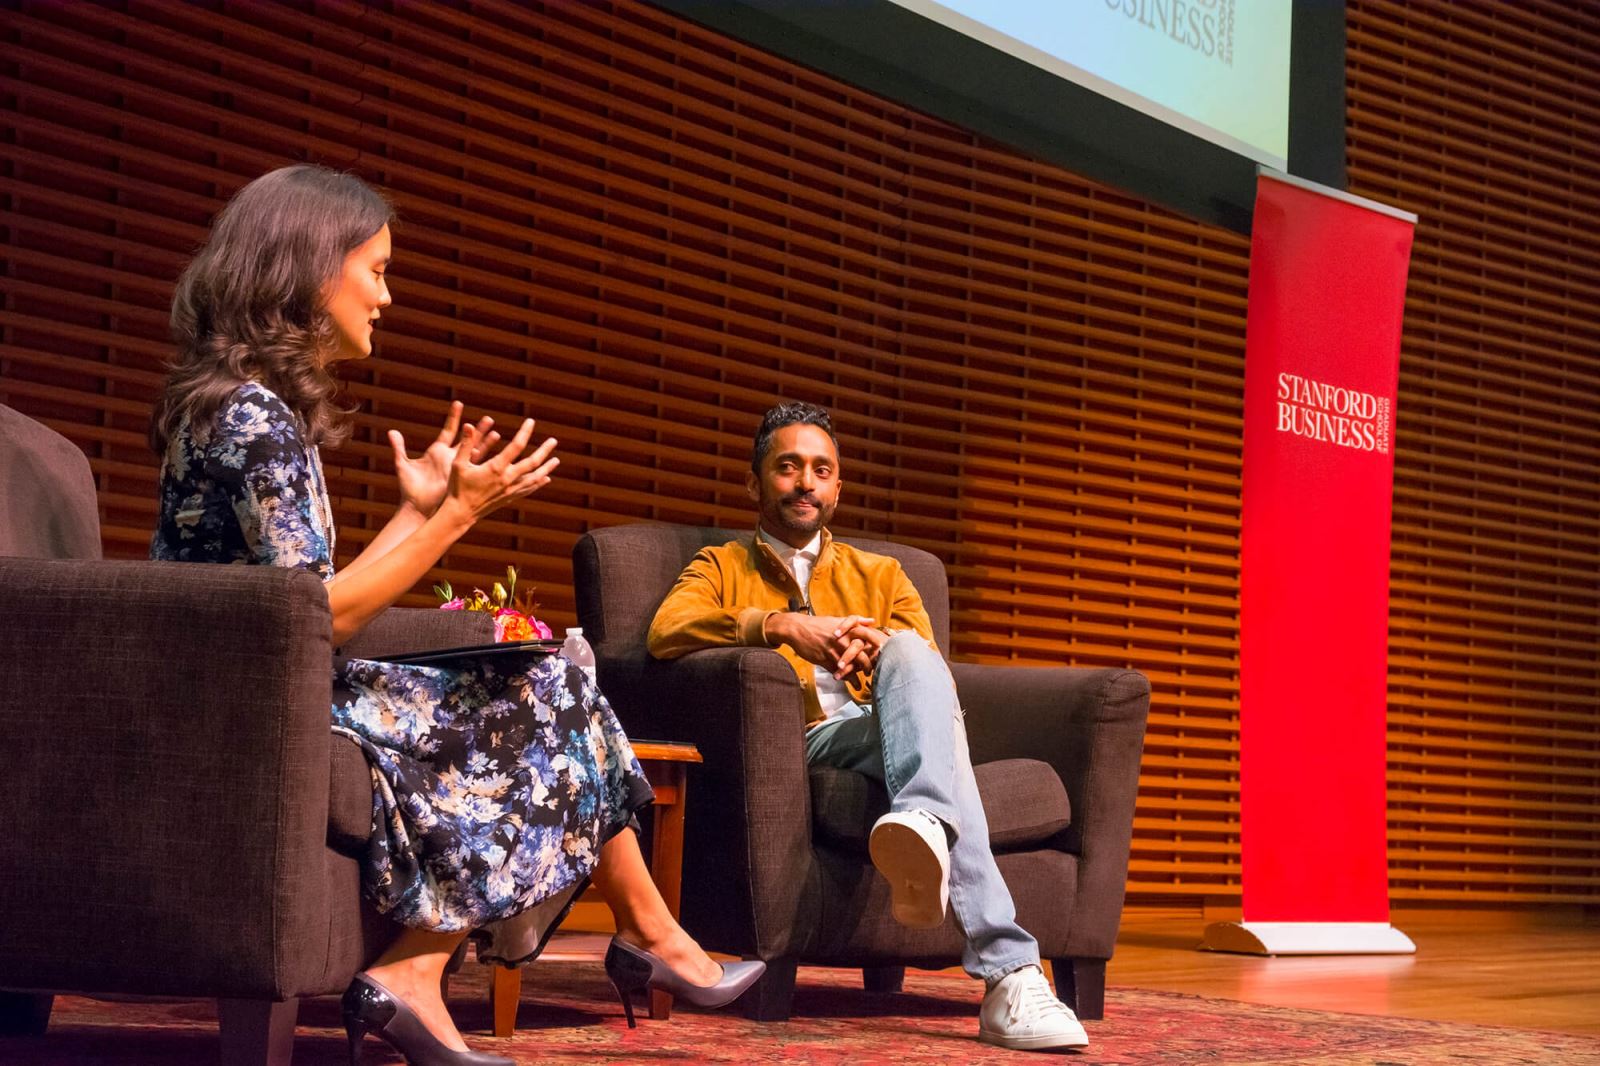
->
[342, 986, 386, 1065]
[606, 940, 651, 1028]
[344, 1017, 367, 1065]
[341, 972, 514, 1066]
[601, 936, 766, 1026]
[609, 976, 639, 1029]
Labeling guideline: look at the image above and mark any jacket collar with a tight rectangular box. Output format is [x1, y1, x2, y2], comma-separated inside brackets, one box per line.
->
[749, 526, 835, 588]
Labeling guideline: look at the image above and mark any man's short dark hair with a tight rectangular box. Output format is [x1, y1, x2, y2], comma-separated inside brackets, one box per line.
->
[751, 401, 839, 474]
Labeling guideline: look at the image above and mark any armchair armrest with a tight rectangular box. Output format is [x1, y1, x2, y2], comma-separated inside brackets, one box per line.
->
[952, 663, 1150, 959]
[0, 558, 337, 999]
[335, 605, 494, 659]
[598, 648, 818, 960]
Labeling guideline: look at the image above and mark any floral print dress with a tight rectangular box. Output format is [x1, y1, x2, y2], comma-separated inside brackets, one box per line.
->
[152, 383, 652, 963]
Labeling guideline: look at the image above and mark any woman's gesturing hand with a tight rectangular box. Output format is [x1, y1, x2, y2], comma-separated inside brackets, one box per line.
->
[445, 416, 560, 522]
[389, 401, 501, 516]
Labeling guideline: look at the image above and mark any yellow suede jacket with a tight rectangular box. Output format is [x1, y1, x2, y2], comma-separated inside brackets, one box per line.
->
[646, 530, 937, 727]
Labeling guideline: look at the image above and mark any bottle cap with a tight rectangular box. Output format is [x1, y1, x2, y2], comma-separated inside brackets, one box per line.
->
[566, 627, 584, 636]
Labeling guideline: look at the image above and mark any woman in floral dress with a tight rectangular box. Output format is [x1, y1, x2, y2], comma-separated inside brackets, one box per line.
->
[149, 165, 760, 1065]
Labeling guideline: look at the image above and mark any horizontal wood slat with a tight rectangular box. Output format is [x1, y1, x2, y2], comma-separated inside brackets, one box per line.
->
[2, 0, 1595, 906]
[1342, 0, 1600, 904]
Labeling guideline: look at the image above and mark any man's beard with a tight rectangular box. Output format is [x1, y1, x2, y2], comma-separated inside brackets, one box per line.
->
[766, 490, 834, 534]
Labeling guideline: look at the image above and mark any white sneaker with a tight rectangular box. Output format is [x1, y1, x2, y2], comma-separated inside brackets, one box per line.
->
[868, 809, 950, 928]
[978, 964, 1089, 1051]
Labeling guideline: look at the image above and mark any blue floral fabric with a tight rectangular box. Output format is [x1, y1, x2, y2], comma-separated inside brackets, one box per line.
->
[153, 382, 652, 945]
[152, 382, 335, 574]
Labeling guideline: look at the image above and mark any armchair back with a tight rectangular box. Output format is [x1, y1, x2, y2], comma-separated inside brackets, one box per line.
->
[0, 404, 101, 560]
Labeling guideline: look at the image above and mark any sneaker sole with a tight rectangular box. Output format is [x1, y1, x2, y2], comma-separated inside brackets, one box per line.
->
[868, 819, 947, 928]
[978, 1027, 1090, 1051]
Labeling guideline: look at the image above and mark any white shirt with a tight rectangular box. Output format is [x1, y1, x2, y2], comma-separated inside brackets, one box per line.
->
[758, 527, 852, 719]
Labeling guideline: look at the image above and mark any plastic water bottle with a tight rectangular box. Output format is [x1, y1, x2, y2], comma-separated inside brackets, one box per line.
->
[562, 627, 597, 686]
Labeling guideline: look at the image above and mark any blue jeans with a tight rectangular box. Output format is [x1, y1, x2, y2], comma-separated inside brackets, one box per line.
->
[803, 632, 1040, 982]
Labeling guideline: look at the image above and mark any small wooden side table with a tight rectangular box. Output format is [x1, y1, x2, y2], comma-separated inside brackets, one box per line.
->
[489, 740, 703, 1036]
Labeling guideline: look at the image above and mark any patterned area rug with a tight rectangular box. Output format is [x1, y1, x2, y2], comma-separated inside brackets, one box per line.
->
[6, 960, 1598, 1065]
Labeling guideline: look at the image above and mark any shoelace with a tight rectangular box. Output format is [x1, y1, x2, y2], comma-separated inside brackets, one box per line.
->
[1007, 972, 1073, 1025]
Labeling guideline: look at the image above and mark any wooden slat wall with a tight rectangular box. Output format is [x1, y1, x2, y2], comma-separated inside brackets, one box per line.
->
[1, 0, 1595, 905]
[1345, 0, 1600, 904]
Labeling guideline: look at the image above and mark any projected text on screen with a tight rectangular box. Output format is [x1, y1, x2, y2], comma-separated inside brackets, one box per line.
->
[891, 0, 1292, 169]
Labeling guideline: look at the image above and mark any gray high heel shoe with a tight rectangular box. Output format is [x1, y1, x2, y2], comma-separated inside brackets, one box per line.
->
[342, 972, 513, 1066]
[603, 936, 767, 1027]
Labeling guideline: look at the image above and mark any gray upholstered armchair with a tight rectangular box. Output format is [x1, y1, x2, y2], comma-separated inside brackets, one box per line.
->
[0, 404, 490, 1065]
[573, 522, 1150, 1022]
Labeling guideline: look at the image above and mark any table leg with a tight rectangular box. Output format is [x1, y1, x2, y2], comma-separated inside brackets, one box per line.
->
[649, 764, 689, 1020]
[491, 965, 521, 1037]
[651, 765, 688, 916]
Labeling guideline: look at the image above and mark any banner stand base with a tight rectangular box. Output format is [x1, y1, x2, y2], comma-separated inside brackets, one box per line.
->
[1200, 921, 1417, 956]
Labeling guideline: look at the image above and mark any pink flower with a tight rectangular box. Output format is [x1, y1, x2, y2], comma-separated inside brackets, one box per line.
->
[438, 598, 466, 611]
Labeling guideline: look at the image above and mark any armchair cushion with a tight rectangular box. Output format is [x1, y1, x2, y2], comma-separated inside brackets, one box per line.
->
[979, 759, 1073, 850]
[809, 758, 1071, 854]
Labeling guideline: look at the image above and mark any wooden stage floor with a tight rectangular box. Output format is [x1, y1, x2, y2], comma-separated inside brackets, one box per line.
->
[1105, 906, 1600, 1037]
[564, 902, 1600, 1036]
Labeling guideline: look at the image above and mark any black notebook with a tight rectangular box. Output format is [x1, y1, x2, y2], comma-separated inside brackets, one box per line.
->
[374, 639, 564, 667]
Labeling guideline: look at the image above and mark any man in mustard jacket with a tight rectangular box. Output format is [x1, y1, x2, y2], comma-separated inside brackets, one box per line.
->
[647, 401, 1087, 1052]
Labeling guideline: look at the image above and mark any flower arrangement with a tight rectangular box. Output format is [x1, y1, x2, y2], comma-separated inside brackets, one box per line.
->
[435, 565, 553, 642]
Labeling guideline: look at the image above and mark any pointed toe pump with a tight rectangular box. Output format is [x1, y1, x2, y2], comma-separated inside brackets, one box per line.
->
[342, 972, 514, 1066]
[603, 936, 766, 1027]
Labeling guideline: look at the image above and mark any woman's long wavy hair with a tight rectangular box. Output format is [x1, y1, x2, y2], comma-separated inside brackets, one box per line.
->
[149, 164, 394, 454]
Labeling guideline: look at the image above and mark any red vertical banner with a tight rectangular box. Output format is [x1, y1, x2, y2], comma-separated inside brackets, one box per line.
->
[1205, 172, 1418, 955]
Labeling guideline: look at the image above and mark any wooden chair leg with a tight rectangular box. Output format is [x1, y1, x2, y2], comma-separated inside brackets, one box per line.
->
[862, 965, 905, 993]
[217, 997, 299, 1066]
[739, 955, 798, 1021]
[491, 965, 522, 1037]
[1048, 957, 1106, 1020]
[0, 992, 52, 1036]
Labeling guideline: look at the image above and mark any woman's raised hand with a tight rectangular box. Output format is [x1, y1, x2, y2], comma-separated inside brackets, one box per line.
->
[389, 401, 502, 516]
[445, 416, 559, 522]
